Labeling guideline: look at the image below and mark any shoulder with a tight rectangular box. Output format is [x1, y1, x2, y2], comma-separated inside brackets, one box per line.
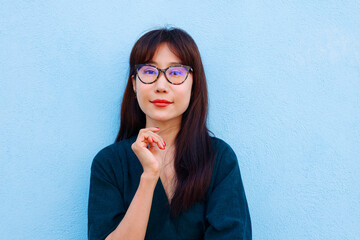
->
[210, 136, 233, 151]
[208, 136, 240, 190]
[91, 136, 137, 172]
[210, 136, 238, 164]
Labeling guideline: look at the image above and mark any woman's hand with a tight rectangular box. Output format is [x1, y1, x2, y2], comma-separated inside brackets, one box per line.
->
[131, 127, 166, 178]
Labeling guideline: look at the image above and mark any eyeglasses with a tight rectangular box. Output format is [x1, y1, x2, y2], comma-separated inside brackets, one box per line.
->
[134, 64, 193, 85]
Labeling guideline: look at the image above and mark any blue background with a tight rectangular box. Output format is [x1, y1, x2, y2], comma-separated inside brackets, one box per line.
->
[1, 1, 359, 239]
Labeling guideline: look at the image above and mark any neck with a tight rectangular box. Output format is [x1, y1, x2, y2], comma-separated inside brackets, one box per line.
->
[145, 117, 181, 147]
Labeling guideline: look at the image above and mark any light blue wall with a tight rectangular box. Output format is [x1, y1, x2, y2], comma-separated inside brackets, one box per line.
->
[1, 1, 359, 239]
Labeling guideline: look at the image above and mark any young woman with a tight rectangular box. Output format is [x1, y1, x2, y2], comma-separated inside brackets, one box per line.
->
[88, 27, 251, 240]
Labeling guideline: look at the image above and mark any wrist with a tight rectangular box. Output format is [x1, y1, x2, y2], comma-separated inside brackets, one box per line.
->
[141, 172, 159, 184]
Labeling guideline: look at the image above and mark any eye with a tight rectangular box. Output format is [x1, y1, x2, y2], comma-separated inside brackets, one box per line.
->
[144, 69, 156, 75]
[168, 67, 186, 77]
[139, 66, 157, 75]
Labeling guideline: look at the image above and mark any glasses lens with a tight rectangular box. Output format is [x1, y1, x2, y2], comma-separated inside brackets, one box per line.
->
[137, 65, 158, 83]
[166, 66, 189, 84]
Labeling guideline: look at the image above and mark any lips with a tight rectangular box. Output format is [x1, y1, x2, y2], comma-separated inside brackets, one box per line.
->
[151, 99, 172, 107]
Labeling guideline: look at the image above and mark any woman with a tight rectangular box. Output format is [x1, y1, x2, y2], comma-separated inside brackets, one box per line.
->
[88, 27, 251, 240]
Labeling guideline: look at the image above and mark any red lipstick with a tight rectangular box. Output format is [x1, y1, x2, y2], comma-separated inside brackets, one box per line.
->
[151, 99, 172, 107]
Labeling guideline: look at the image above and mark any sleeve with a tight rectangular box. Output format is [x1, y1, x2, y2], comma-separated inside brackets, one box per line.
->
[204, 144, 252, 240]
[88, 147, 126, 240]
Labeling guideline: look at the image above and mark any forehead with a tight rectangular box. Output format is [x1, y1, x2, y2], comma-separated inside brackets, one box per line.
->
[147, 43, 183, 65]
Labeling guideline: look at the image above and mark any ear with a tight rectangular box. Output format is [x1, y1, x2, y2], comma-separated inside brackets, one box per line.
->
[131, 75, 136, 93]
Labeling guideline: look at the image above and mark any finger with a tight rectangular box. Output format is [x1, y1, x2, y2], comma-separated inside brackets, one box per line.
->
[145, 132, 165, 150]
[147, 141, 156, 150]
[143, 135, 155, 145]
[153, 137, 166, 150]
[138, 128, 165, 150]
[135, 133, 153, 148]
[138, 131, 155, 141]
[140, 132, 162, 148]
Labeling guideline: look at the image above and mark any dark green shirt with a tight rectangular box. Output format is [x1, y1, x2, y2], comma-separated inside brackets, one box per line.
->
[88, 136, 251, 240]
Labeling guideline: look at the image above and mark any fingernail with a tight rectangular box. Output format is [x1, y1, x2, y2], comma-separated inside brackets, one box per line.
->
[163, 141, 166, 147]
[155, 127, 159, 129]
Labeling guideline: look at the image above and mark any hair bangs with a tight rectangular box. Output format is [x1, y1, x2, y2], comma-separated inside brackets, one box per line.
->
[130, 29, 194, 72]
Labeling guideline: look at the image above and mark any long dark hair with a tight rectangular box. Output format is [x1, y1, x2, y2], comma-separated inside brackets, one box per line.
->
[115, 27, 215, 217]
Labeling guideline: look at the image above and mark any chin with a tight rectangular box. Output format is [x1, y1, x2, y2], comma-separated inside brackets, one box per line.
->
[150, 116, 173, 122]
[147, 114, 182, 123]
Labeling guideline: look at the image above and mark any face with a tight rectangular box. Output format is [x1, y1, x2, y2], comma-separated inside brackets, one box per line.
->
[132, 42, 193, 125]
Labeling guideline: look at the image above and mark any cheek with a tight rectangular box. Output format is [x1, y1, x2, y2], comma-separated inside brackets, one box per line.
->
[186, 79, 193, 101]
[179, 83, 193, 108]
[136, 87, 150, 108]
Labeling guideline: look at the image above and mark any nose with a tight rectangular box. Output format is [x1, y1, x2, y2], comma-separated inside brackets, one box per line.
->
[154, 71, 169, 93]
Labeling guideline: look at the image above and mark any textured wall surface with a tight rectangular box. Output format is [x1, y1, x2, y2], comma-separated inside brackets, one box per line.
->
[1, 1, 359, 239]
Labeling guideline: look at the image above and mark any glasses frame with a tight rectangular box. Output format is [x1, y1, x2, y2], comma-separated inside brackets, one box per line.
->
[134, 64, 193, 85]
